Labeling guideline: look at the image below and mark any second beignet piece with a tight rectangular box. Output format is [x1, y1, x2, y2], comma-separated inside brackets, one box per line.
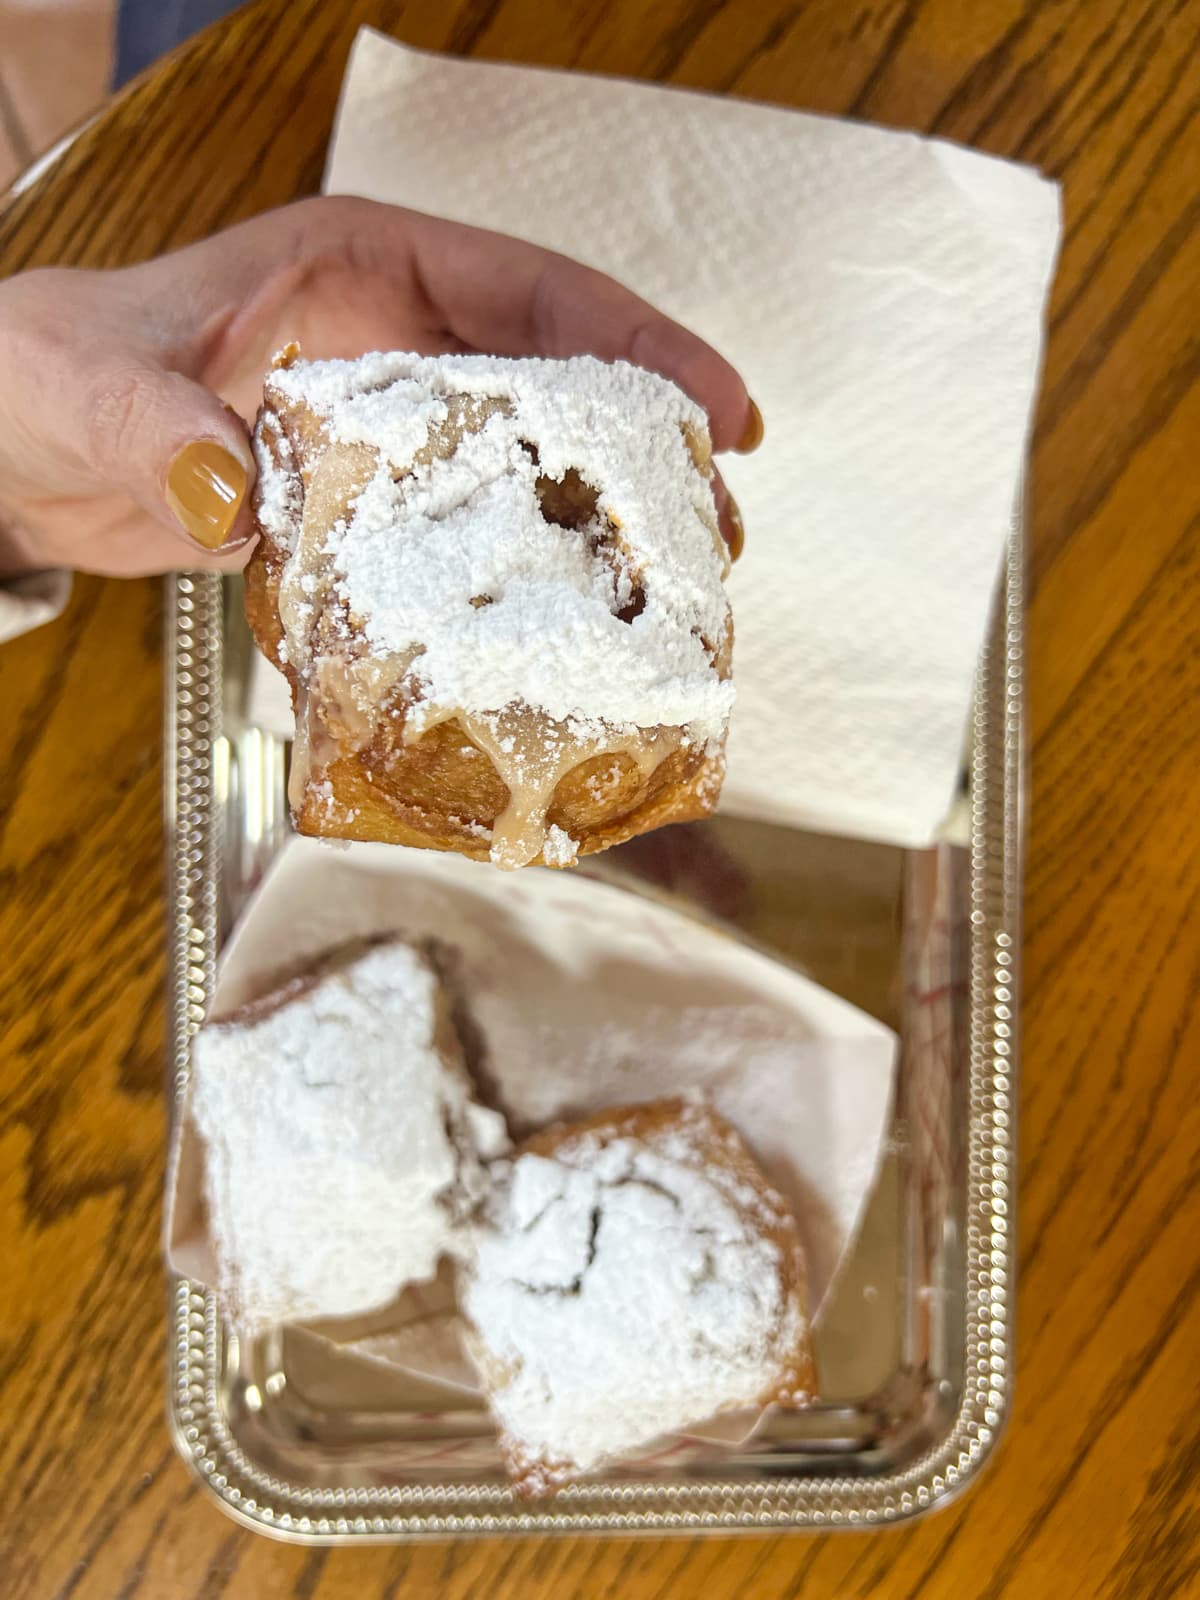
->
[459, 1097, 816, 1496]
[247, 347, 734, 869]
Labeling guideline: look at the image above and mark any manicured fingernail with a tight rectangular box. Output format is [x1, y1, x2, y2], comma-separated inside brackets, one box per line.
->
[726, 495, 745, 561]
[736, 399, 764, 454]
[166, 441, 247, 549]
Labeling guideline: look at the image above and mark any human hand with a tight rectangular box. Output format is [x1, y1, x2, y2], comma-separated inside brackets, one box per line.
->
[0, 197, 759, 578]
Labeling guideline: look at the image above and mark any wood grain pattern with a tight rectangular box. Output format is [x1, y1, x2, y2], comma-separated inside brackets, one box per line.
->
[1, 0, 1197, 1595]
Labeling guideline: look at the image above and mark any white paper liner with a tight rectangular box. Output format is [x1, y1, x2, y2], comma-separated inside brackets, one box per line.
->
[168, 835, 896, 1457]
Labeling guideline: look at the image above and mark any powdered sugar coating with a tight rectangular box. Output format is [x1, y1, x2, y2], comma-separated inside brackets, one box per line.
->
[461, 1103, 807, 1486]
[190, 941, 507, 1334]
[262, 350, 734, 741]
[541, 824, 578, 867]
[252, 423, 301, 556]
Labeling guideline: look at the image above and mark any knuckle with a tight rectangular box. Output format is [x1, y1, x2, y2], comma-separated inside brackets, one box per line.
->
[86, 363, 155, 469]
[293, 192, 358, 243]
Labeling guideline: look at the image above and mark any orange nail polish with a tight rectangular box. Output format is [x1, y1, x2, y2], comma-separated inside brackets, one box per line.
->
[166, 441, 247, 550]
[736, 399, 764, 454]
[726, 495, 745, 561]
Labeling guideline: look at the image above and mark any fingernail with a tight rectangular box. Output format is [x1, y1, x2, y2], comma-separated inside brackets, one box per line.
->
[166, 441, 247, 550]
[736, 399, 764, 454]
[726, 495, 745, 561]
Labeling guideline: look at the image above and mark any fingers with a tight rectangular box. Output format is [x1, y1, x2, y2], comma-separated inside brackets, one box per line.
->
[347, 203, 756, 454]
[142, 193, 762, 475]
[143, 199, 754, 450]
[80, 357, 257, 557]
[75, 198, 760, 563]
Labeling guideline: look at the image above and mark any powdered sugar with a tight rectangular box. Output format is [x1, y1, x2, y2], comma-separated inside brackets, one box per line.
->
[252, 422, 302, 550]
[542, 825, 578, 868]
[461, 1106, 806, 1481]
[330, 383, 448, 464]
[263, 350, 734, 741]
[189, 940, 507, 1334]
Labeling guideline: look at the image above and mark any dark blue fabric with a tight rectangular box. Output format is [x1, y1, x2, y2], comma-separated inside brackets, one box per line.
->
[114, 0, 244, 88]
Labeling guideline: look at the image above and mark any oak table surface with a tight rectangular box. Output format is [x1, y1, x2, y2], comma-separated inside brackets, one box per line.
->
[1, 1, 1197, 1597]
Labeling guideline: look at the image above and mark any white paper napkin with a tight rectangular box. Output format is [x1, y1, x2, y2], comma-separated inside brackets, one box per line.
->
[316, 29, 1059, 847]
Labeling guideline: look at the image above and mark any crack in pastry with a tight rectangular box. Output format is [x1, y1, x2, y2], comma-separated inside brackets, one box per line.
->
[246, 348, 734, 869]
[459, 1097, 817, 1497]
[512, 1205, 602, 1299]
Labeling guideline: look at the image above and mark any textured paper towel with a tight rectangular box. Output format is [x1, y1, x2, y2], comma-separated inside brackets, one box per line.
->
[317, 29, 1059, 847]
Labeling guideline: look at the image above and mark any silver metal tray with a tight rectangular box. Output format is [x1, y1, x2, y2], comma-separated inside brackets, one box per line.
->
[163, 526, 1022, 1539]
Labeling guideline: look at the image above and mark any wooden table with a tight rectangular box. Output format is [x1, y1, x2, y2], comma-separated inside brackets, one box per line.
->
[1, 2, 1196, 1596]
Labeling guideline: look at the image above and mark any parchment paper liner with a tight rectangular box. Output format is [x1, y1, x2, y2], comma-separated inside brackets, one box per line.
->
[167, 836, 896, 1458]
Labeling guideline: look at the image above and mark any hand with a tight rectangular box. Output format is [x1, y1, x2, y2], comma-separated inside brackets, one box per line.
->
[0, 196, 759, 578]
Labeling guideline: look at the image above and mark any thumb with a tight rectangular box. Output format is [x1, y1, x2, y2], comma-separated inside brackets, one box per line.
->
[84, 360, 257, 555]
